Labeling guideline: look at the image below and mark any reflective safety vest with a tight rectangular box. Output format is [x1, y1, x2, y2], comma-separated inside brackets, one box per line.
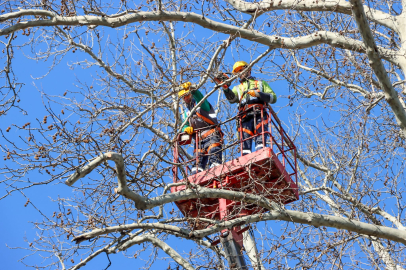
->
[237, 80, 265, 107]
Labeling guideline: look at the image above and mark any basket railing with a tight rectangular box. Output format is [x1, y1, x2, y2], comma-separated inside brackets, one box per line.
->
[172, 105, 297, 186]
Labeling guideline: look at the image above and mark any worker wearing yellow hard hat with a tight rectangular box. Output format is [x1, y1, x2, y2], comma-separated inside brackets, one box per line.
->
[220, 61, 277, 155]
[178, 82, 223, 174]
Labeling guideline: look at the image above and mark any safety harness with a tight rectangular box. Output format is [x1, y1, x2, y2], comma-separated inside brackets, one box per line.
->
[237, 80, 263, 105]
[193, 112, 223, 155]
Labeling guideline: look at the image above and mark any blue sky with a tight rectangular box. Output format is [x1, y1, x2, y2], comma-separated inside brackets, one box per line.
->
[2, 3, 398, 268]
[0, 32, 296, 268]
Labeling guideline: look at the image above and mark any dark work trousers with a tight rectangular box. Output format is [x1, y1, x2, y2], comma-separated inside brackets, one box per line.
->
[192, 132, 223, 174]
[239, 113, 268, 155]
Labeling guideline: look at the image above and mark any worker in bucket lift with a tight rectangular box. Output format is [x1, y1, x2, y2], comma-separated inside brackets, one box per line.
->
[179, 82, 223, 174]
[220, 61, 277, 155]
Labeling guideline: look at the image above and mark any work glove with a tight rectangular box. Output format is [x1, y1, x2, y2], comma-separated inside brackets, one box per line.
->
[184, 127, 194, 135]
[214, 72, 231, 89]
[247, 90, 259, 97]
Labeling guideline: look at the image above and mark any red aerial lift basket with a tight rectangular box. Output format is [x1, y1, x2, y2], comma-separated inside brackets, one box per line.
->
[171, 105, 299, 229]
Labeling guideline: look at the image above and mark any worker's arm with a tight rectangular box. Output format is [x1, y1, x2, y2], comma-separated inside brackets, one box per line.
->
[191, 89, 211, 111]
[181, 111, 191, 132]
[222, 86, 239, 104]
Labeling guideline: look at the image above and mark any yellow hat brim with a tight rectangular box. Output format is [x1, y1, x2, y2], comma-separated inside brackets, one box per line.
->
[178, 89, 190, 98]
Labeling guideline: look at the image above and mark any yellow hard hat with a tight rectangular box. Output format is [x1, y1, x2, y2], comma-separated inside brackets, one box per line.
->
[178, 82, 192, 98]
[178, 89, 190, 98]
[232, 61, 248, 73]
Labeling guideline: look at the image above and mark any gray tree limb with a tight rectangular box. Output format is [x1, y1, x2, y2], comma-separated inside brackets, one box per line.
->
[65, 152, 147, 209]
[349, 0, 406, 138]
[224, 0, 397, 32]
[73, 204, 406, 246]
[117, 234, 195, 270]
[0, 10, 398, 65]
[66, 152, 406, 247]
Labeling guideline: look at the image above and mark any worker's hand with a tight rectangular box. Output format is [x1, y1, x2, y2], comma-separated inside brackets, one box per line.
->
[222, 82, 231, 89]
[184, 127, 194, 135]
[247, 90, 259, 97]
[214, 72, 231, 89]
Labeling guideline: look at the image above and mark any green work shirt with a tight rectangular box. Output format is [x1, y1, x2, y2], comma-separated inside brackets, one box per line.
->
[182, 89, 212, 131]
